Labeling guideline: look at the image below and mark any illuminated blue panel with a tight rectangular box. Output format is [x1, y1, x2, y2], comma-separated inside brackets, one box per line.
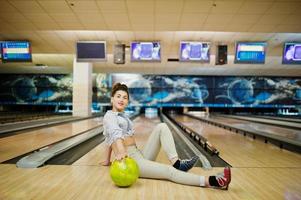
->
[179, 42, 210, 62]
[283, 42, 301, 64]
[131, 42, 161, 62]
[0, 74, 300, 108]
[1, 41, 32, 62]
[235, 42, 266, 64]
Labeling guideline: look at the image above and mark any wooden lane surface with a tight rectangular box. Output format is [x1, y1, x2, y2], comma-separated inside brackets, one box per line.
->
[0, 117, 103, 163]
[1, 116, 301, 199]
[0, 165, 300, 199]
[72, 116, 169, 166]
[174, 114, 301, 168]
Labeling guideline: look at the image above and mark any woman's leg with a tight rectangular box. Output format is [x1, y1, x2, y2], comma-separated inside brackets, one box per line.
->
[136, 156, 231, 189]
[128, 143, 231, 189]
[142, 123, 178, 162]
[142, 123, 199, 172]
[139, 157, 205, 186]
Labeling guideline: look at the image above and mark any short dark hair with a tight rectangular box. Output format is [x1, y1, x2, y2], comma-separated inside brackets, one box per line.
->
[111, 83, 129, 99]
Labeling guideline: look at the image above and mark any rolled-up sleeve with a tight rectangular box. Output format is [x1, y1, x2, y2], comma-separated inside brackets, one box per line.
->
[103, 113, 125, 146]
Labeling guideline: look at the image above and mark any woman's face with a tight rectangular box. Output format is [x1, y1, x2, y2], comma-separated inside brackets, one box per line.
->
[111, 90, 129, 112]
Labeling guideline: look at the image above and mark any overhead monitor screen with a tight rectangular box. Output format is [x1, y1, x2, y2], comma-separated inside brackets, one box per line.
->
[179, 42, 210, 62]
[131, 42, 161, 62]
[76, 41, 106, 62]
[1, 41, 32, 62]
[282, 42, 301, 64]
[235, 42, 266, 64]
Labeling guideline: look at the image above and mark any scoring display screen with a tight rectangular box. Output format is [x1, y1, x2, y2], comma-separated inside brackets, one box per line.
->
[1, 41, 32, 62]
[179, 42, 210, 62]
[282, 42, 301, 64]
[131, 42, 161, 62]
[235, 42, 266, 64]
[76, 41, 106, 62]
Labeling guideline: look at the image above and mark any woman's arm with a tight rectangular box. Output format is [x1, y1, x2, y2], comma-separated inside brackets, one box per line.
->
[103, 112, 128, 162]
[111, 138, 128, 161]
[100, 145, 112, 166]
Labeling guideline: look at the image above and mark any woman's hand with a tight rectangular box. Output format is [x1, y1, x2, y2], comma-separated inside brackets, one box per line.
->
[115, 152, 128, 161]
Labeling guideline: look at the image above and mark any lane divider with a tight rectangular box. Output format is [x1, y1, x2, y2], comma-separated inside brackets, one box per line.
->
[162, 113, 212, 170]
[16, 126, 103, 168]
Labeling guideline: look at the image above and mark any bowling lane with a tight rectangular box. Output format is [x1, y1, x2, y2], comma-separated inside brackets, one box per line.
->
[0, 117, 103, 163]
[0, 163, 300, 199]
[173, 114, 301, 168]
[212, 115, 301, 141]
[72, 116, 168, 166]
[219, 114, 301, 130]
[246, 115, 301, 124]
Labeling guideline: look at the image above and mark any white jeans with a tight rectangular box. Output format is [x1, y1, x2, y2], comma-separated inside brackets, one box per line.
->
[128, 123, 205, 186]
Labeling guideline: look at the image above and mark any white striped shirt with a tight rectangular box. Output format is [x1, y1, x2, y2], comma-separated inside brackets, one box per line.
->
[103, 110, 134, 146]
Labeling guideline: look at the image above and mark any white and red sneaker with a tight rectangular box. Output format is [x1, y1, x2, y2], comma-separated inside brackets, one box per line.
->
[211, 167, 231, 190]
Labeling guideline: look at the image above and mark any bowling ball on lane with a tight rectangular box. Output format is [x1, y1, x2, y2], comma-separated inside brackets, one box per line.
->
[110, 157, 139, 187]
